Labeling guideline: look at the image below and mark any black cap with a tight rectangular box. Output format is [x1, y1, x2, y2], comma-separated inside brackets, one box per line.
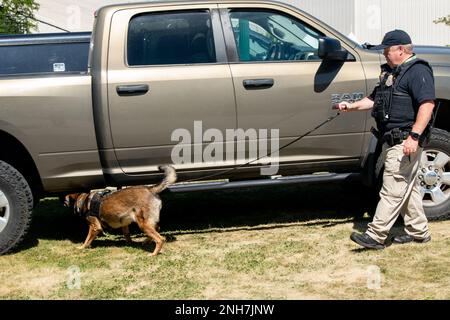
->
[370, 29, 412, 50]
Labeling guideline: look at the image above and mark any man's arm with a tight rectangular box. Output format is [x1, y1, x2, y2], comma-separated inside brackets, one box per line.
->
[336, 97, 375, 112]
[411, 100, 435, 135]
[404, 100, 435, 156]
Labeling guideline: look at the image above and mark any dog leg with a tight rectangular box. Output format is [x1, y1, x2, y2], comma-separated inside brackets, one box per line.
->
[122, 226, 132, 243]
[146, 227, 166, 256]
[136, 218, 166, 256]
[141, 225, 161, 245]
[79, 217, 103, 249]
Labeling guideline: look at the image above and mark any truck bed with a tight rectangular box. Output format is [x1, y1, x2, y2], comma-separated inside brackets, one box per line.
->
[0, 32, 104, 192]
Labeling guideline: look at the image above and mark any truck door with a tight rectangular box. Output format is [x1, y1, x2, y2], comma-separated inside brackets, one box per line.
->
[107, 6, 236, 175]
[218, 3, 368, 175]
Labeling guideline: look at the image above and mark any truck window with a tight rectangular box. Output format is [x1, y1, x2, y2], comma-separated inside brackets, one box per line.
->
[127, 10, 217, 66]
[228, 9, 324, 62]
[0, 42, 89, 76]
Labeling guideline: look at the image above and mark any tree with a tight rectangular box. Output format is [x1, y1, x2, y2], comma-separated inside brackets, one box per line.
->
[434, 15, 450, 27]
[0, 0, 40, 34]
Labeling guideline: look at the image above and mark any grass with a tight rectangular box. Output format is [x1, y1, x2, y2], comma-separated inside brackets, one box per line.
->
[0, 183, 449, 299]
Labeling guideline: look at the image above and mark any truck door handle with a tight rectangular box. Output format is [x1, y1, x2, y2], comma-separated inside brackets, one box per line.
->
[116, 84, 149, 96]
[243, 79, 274, 90]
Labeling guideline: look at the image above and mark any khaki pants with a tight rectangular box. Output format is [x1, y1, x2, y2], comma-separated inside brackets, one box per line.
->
[366, 141, 430, 244]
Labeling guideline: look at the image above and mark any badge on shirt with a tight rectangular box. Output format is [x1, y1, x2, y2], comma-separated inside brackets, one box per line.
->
[379, 71, 387, 83]
[385, 74, 394, 87]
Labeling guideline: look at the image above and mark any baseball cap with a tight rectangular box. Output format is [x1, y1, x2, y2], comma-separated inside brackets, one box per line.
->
[370, 29, 412, 50]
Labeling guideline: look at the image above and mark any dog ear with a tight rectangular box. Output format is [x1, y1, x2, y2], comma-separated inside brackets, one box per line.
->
[64, 193, 79, 207]
[74, 193, 89, 215]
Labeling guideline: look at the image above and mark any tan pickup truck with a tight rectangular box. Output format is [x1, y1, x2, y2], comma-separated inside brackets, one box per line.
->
[1, 0, 449, 254]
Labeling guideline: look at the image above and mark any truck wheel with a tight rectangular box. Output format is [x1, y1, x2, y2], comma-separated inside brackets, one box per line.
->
[419, 129, 450, 220]
[0, 160, 33, 254]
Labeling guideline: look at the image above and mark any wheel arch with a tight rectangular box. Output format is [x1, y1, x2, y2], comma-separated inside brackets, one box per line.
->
[0, 130, 43, 206]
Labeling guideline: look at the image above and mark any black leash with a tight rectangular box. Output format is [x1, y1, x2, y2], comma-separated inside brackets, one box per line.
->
[180, 111, 342, 183]
[431, 100, 441, 129]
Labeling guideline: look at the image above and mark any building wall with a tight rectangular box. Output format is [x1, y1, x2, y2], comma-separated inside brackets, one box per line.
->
[285, 0, 450, 46]
[374, 0, 450, 46]
[35, 0, 450, 46]
[286, 0, 356, 39]
[35, 0, 143, 33]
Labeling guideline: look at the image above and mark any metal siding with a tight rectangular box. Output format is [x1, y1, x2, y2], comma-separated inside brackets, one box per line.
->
[35, 0, 450, 45]
[354, 0, 383, 45]
[283, 0, 450, 46]
[282, 0, 355, 37]
[35, 0, 147, 32]
[378, 0, 450, 46]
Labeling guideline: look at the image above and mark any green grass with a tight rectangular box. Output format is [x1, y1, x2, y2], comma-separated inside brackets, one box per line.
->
[0, 183, 449, 299]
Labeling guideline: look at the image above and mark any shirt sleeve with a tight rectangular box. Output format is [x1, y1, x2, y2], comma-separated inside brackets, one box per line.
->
[368, 86, 377, 101]
[408, 64, 436, 105]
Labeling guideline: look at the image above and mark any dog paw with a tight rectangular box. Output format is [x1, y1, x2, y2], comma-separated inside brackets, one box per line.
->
[143, 238, 154, 245]
[77, 245, 86, 250]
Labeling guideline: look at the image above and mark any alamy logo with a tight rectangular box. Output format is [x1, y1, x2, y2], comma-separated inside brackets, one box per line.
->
[66, 265, 81, 290]
[367, 265, 381, 290]
[171, 121, 280, 175]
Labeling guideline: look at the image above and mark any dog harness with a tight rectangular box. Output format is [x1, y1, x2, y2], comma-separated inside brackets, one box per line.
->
[88, 190, 112, 218]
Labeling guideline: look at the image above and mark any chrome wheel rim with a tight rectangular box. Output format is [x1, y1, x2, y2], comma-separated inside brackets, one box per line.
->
[418, 149, 450, 207]
[0, 189, 10, 233]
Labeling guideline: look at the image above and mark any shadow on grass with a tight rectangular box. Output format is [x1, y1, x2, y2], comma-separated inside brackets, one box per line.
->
[19, 181, 377, 251]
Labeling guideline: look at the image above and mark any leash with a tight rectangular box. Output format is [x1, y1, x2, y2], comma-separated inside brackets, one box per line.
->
[431, 100, 441, 129]
[179, 110, 342, 183]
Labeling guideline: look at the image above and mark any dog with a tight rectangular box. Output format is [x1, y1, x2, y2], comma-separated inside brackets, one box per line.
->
[64, 165, 176, 256]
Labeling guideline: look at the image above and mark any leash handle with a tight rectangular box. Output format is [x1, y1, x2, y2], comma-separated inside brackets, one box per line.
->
[179, 112, 341, 183]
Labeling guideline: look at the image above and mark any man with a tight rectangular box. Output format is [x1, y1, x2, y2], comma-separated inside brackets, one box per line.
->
[337, 30, 435, 249]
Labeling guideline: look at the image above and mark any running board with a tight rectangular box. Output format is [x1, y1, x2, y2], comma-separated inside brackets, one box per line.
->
[168, 172, 360, 193]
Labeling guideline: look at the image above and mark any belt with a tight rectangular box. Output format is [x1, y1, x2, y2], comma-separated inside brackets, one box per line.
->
[382, 128, 411, 147]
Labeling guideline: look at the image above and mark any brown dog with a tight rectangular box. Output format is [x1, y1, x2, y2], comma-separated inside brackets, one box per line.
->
[64, 165, 176, 256]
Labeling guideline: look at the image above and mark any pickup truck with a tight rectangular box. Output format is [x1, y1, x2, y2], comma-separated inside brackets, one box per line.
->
[1, 0, 450, 254]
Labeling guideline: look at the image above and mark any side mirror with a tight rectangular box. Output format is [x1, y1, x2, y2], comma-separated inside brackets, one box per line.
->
[318, 37, 349, 61]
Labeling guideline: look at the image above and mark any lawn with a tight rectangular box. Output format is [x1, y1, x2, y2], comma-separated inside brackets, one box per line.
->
[1, 183, 449, 299]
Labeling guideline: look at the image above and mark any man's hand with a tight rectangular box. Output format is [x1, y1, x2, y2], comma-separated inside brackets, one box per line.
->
[403, 136, 419, 156]
[336, 101, 352, 112]
[334, 97, 375, 112]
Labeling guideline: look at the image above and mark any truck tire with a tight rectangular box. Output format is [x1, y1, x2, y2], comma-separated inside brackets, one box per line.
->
[0, 160, 33, 254]
[419, 128, 450, 220]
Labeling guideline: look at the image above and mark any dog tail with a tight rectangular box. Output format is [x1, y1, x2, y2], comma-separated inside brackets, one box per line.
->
[150, 165, 177, 194]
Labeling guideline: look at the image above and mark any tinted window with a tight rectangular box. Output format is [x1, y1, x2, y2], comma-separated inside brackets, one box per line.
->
[229, 10, 323, 62]
[0, 42, 89, 76]
[127, 11, 216, 66]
